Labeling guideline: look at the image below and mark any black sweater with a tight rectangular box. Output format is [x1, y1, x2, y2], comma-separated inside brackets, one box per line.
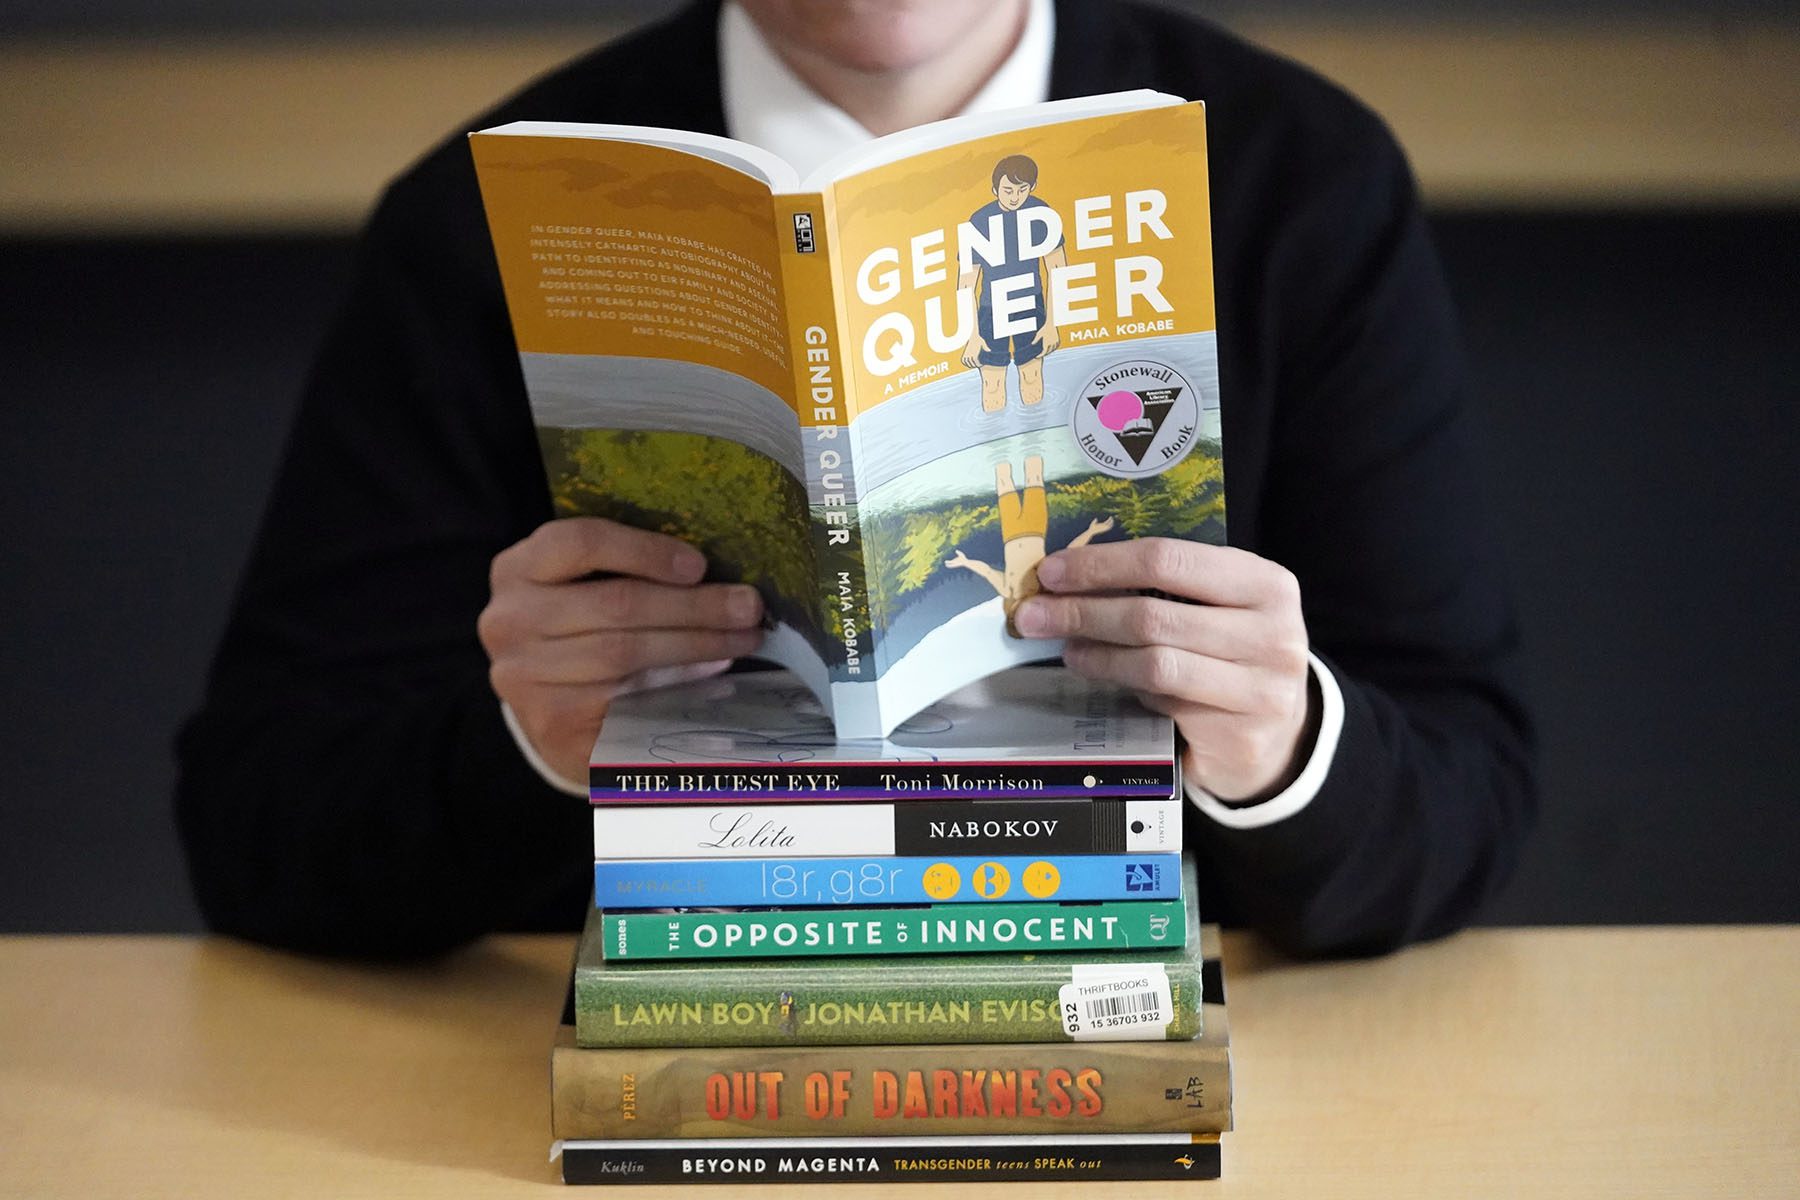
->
[175, 0, 1535, 958]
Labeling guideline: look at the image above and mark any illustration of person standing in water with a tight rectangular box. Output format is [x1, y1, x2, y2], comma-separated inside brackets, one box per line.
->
[944, 455, 1113, 637]
[958, 154, 1067, 413]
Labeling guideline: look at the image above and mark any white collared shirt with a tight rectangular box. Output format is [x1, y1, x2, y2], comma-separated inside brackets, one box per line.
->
[719, 0, 1056, 179]
[505, 0, 1347, 830]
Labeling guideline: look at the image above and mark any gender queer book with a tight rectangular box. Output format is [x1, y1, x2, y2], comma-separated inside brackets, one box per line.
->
[470, 91, 1225, 738]
[587, 666, 1176, 801]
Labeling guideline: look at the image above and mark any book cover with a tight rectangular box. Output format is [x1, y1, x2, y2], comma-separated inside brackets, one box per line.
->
[577, 858, 1199, 1045]
[557, 1132, 1221, 1184]
[587, 666, 1176, 801]
[592, 795, 1182, 858]
[471, 92, 1224, 738]
[553, 926, 1230, 1137]
[593, 852, 1180, 910]
[600, 893, 1186, 961]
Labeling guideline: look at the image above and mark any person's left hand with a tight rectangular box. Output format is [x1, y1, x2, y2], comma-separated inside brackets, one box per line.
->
[1012, 538, 1315, 801]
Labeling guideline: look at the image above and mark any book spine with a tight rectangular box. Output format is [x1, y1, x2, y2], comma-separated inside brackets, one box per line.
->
[593, 853, 1180, 909]
[589, 760, 1177, 801]
[592, 797, 1182, 859]
[559, 1134, 1220, 1184]
[774, 191, 873, 687]
[577, 953, 1200, 1047]
[551, 1032, 1230, 1138]
[601, 895, 1186, 960]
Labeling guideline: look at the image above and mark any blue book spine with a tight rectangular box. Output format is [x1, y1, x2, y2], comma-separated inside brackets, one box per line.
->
[593, 853, 1180, 909]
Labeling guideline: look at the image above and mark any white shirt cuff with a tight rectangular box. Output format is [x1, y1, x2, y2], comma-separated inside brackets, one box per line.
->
[1184, 651, 1346, 830]
[500, 701, 588, 798]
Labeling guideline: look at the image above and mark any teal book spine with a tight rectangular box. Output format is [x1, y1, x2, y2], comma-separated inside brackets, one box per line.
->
[602, 896, 1186, 960]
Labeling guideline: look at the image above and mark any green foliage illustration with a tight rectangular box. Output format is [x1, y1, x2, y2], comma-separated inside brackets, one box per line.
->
[861, 445, 1226, 633]
[540, 427, 822, 632]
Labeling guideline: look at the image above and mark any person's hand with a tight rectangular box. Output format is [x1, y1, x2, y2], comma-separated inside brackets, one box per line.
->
[1039, 324, 1061, 356]
[478, 518, 765, 785]
[945, 548, 972, 569]
[961, 335, 989, 368]
[1011, 538, 1314, 802]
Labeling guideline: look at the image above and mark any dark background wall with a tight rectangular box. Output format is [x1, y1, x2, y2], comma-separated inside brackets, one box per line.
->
[2, 3, 1797, 932]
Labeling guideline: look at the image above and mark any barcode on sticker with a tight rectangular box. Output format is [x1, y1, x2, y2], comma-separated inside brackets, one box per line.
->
[1058, 964, 1174, 1040]
[1082, 989, 1162, 1021]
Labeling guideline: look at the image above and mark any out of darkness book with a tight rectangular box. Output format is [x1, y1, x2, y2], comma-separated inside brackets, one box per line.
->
[576, 858, 1201, 1047]
[552, 926, 1230, 1140]
[471, 91, 1225, 740]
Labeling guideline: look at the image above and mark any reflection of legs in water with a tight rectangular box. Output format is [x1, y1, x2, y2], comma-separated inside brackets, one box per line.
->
[948, 459, 1055, 637]
[999, 456, 1049, 637]
[1018, 356, 1045, 407]
[980, 365, 1008, 413]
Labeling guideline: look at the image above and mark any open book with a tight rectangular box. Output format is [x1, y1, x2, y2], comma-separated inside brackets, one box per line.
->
[470, 91, 1225, 738]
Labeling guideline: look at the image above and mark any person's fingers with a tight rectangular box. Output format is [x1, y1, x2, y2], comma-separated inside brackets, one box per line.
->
[1013, 593, 1299, 668]
[499, 626, 765, 689]
[530, 579, 762, 639]
[491, 518, 707, 588]
[1061, 639, 1276, 716]
[618, 658, 735, 696]
[1036, 538, 1298, 611]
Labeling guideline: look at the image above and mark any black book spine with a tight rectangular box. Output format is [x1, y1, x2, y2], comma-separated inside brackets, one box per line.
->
[561, 1138, 1221, 1184]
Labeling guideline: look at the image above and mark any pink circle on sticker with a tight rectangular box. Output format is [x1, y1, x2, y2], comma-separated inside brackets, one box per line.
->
[1096, 390, 1142, 432]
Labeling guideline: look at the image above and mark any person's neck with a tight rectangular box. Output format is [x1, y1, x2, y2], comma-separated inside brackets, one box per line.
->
[758, 1, 1028, 136]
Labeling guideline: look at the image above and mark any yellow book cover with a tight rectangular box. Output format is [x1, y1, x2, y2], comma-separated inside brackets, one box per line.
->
[470, 93, 1224, 738]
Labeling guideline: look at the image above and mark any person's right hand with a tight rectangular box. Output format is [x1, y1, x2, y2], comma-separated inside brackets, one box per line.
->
[478, 518, 765, 786]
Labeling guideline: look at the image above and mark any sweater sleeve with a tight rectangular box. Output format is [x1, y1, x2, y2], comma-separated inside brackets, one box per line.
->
[174, 160, 593, 957]
[1190, 97, 1537, 957]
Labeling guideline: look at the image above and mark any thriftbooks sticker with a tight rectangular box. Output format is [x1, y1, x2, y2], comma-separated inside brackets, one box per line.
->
[1058, 963, 1174, 1040]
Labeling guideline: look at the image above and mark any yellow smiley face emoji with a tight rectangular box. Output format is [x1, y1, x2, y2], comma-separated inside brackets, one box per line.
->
[1022, 860, 1061, 898]
[971, 861, 1012, 899]
[922, 862, 961, 900]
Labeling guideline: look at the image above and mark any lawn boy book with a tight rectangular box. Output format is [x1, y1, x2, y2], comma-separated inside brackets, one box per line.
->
[556, 1132, 1222, 1185]
[600, 892, 1186, 961]
[471, 91, 1225, 740]
[552, 925, 1231, 1138]
[587, 666, 1177, 801]
[578, 858, 1200, 1047]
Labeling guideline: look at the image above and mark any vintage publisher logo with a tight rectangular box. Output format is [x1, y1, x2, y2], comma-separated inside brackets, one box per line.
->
[792, 212, 816, 253]
[1070, 359, 1201, 478]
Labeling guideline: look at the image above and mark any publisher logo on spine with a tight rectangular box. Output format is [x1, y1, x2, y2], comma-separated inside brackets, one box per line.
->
[1070, 359, 1200, 478]
[1124, 860, 1162, 892]
[792, 212, 816, 253]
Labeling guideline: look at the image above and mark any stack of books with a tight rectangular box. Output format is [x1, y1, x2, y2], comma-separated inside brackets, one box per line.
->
[550, 667, 1233, 1185]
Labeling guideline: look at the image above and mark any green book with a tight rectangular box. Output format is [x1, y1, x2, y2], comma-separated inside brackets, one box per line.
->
[602, 893, 1186, 960]
[576, 857, 1202, 1047]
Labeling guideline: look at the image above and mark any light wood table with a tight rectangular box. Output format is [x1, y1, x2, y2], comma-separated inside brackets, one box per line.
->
[1, 927, 1794, 1197]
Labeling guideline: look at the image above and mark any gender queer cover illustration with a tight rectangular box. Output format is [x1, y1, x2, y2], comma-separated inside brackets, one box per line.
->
[471, 95, 1225, 738]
